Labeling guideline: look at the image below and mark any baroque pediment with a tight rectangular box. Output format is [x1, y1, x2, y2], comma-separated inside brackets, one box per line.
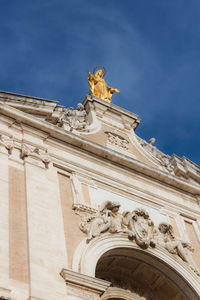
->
[1, 90, 200, 186]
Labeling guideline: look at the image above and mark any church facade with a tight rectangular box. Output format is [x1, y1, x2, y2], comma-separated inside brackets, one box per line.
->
[0, 89, 200, 300]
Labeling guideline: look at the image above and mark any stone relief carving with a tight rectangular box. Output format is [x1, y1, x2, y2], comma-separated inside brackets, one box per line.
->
[0, 135, 14, 154]
[156, 222, 200, 276]
[124, 208, 156, 249]
[78, 201, 199, 276]
[156, 222, 192, 261]
[80, 201, 126, 243]
[57, 103, 88, 131]
[105, 131, 129, 150]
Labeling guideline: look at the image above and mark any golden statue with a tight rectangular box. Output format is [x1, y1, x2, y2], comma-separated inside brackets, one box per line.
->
[88, 66, 120, 103]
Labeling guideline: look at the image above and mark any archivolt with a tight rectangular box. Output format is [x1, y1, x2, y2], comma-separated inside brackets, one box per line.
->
[72, 233, 200, 299]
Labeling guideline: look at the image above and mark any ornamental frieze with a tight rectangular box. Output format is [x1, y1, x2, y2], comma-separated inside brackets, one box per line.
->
[78, 201, 200, 276]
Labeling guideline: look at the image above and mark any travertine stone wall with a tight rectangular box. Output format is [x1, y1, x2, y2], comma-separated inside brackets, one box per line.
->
[8, 166, 29, 284]
[25, 162, 67, 300]
[58, 173, 85, 268]
[0, 150, 9, 290]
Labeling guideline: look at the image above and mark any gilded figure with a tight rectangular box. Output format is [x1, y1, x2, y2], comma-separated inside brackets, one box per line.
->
[88, 67, 120, 103]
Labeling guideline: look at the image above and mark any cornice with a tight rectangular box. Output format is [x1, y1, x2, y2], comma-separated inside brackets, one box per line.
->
[0, 90, 64, 117]
[0, 102, 200, 196]
[0, 90, 59, 104]
[60, 268, 111, 294]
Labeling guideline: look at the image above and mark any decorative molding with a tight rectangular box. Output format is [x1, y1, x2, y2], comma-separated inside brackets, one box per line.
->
[0, 102, 200, 195]
[60, 268, 111, 295]
[101, 286, 149, 300]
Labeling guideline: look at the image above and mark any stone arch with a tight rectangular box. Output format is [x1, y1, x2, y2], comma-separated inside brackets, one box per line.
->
[101, 287, 142, 300]
[72, 233, 200, 299]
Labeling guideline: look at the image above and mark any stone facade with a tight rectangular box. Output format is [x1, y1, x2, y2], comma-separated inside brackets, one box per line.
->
[0, 91, 199, 300]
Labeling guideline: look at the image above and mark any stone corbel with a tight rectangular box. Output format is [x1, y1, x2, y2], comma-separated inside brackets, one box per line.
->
[60, 268, 111, 297]
[40, 150, 51, 168]
[0, 134, 14, 154]
[170, 156, 186, 177]
[182, 157, 200, 183]
[20, 144, 51, 168]
[20, 144, 30, 159]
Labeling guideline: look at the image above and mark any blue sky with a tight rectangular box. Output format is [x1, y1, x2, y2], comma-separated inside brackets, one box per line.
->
[0, 0, 200, 164]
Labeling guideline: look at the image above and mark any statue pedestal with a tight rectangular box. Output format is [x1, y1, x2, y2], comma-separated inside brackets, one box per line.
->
[82, 95, 140, 133]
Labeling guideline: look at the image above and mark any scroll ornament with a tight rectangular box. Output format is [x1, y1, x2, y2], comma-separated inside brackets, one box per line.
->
[79, 201, 199, 276]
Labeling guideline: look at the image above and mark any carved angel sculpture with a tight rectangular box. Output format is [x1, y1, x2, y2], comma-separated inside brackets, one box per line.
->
[58, 103, 87, 131]
[157, 222, 193, 262]
[80, 201, 124, 242]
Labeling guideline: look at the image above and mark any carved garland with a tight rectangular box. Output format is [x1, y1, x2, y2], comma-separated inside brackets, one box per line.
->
[78, 200, 200, 277]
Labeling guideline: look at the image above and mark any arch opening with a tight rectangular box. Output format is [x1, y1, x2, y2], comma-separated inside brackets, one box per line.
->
[95, 247, 198, 300]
